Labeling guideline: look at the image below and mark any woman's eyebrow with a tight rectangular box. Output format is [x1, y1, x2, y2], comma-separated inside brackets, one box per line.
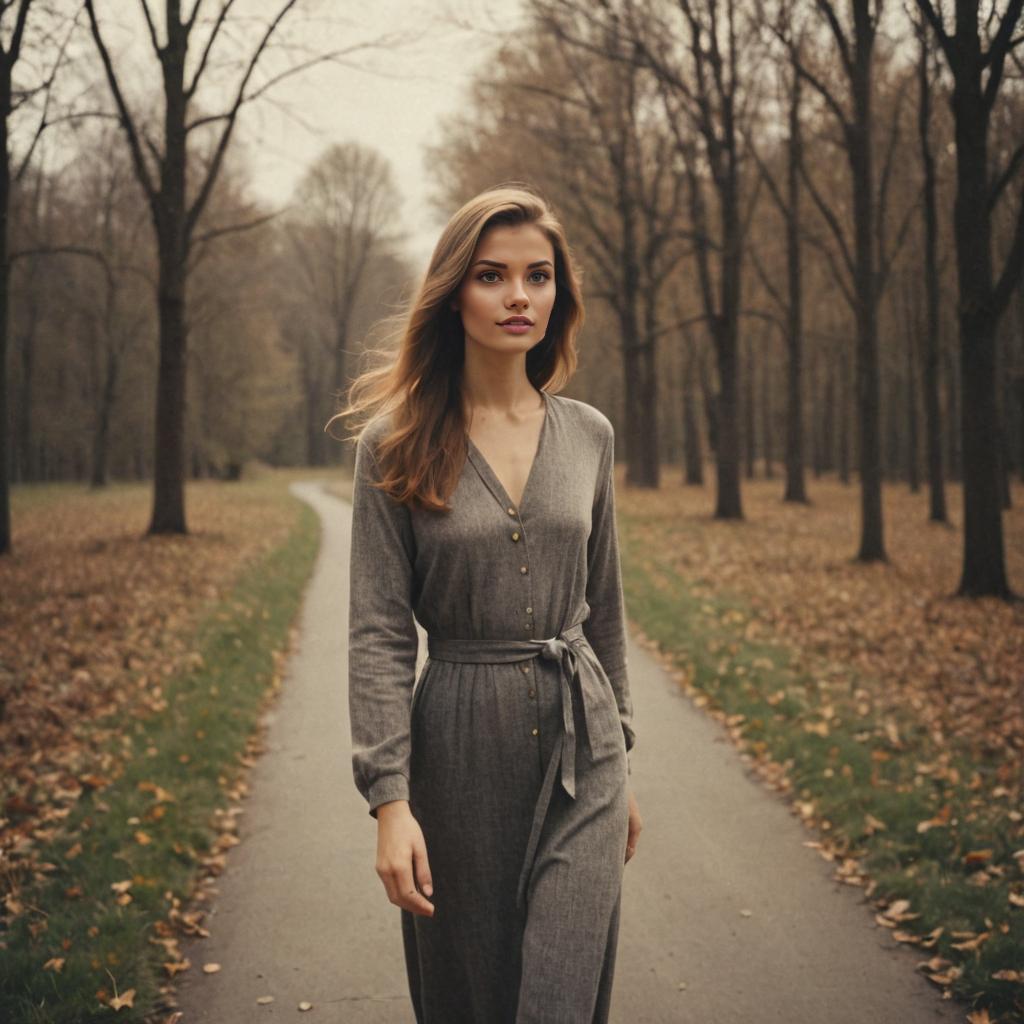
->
[471, 258, 554, 269]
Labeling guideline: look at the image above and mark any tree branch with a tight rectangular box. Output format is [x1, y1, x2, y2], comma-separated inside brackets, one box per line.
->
[185, 0, 238, 99]
[185, 0, 300, 239]
[990, 139, 1024, 211]
[799, 156, 855, 281]
[84, 0, 157, 201]
[138, 0, 161, 55]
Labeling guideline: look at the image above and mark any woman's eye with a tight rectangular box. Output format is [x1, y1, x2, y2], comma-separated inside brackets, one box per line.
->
[529, 271, 550, 284]
[479, 271, 500, 283]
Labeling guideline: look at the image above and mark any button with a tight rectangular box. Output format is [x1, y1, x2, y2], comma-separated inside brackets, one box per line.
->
[531, 727, 539, 736]
[526, 606, 533, 614]
[511, 531, 520, 542]
[522, 665, 531, 673]
[507, 506, 516, 516]
[520, 565, 528, 574]
[528, 688, 536, 698]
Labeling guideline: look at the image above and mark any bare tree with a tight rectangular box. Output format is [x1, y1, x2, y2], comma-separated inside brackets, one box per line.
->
[618, 0, 764, 517]
[1, 0, 75, 553]
[747, 14, 810, 504]
[772, 0, 920, 562]
[913, 10, 948, 524]
[83, 1, 390, 534]
[914, 0, 1024, 598]
[286, 141, 402, 465]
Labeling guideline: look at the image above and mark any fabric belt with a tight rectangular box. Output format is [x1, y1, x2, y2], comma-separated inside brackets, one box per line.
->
[426, 619, 600, 911]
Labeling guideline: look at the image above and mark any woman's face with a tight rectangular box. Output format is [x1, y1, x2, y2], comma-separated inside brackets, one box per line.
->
[453, 222, 556, 356]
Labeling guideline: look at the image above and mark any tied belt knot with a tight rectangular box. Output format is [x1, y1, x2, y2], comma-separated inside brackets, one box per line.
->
[426, 619, 616, 910]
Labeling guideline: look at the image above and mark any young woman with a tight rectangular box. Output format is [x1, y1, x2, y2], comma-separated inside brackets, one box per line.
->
[338, 184, 642, 1023]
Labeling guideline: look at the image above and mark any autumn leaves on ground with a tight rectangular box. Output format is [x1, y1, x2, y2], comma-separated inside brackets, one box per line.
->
[618, 470, 1024, 1024]
[1, 469, 1021, 1024]
[0, 470, 323, 1023]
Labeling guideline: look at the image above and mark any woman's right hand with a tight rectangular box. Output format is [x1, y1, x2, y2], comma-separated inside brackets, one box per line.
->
[375, 800, 435, 917]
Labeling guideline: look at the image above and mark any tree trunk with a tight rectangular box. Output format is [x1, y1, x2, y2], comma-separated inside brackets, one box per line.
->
[850, 3, 885, 560]
[950, 52, 1009, 596]
[147, 29, 189, 535]
[761, 341, 774, 479]
[839, 341, 851, 484]
[90, 349, 120, 489]
[713, 160, 744, 517]
[699, 346, 719, 457]
[810, 346, 822, 478]
[823, 355, 836, 473]
[743, 328, 755, 479]
[907, 329, 920, 491]
[918, 22, 947, 521]
[783, 67, 808, 503]
[639, 287, 661, 486]
[0, 61, 11, 553]
[15, 309, 35, 483]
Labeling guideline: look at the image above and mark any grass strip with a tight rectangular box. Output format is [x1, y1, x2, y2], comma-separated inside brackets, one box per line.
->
[619, 518, 1024, 1024]
[0, 488, 320, 1024]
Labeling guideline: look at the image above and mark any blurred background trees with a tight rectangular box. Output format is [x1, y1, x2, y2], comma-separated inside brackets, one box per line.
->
[2, 0, 1022, 598]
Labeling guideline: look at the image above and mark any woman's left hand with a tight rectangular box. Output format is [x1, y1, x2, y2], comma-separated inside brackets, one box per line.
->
[625, 788, 643, 864]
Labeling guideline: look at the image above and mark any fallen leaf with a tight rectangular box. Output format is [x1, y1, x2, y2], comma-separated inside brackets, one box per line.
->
[108, 988, 136, 1010]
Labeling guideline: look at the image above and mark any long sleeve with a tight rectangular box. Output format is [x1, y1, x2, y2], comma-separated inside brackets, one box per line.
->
[348, 429, 419, 818]
[583, 420, 636, 774]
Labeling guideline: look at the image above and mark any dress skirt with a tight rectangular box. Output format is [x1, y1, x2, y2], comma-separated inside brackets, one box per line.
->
[403, 646, 630, 1024]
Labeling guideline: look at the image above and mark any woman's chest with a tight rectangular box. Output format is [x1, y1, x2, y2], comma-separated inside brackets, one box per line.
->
[409, 437, 600, 566]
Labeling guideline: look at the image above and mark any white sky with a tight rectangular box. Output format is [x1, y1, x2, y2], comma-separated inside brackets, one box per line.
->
[234, 0, 527, 269]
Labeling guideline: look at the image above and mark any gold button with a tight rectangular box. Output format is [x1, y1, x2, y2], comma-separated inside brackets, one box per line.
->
[511, 531, 520, 541]
[507, 506, 516, 516]
[520, 565, 528, 574]
[526, 606, 533, 614]
[522, 665, 531, 673]
[531, 727, 539, 736]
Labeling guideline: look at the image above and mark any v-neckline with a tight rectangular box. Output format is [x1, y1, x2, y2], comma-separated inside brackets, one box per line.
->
[466, 389, 550, 513]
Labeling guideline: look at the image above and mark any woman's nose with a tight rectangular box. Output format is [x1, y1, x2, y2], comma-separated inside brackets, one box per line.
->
[506, 279, 529, 307]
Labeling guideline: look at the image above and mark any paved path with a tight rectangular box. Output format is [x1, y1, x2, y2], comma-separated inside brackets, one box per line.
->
[174, 479, 962, 1023]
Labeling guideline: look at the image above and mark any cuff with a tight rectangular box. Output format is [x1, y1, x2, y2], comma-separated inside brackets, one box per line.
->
[367, 773, 410, 819]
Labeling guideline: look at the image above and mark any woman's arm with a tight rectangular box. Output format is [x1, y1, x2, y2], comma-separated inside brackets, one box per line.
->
[582, 419, 637, 773]
[348, 430, 435, 916]
[348, 430, 419, 817]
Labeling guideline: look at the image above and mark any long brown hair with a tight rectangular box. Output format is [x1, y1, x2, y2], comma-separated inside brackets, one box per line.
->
[328, 183, 585, 513]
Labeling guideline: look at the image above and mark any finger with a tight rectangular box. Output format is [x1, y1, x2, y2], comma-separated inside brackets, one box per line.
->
[413, 841, 434, 899]
[379, 867, 398, 906]
[395, 862, 434, 917]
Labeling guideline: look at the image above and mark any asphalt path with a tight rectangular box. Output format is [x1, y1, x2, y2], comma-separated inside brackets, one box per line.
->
[174, 479, 963, 1023]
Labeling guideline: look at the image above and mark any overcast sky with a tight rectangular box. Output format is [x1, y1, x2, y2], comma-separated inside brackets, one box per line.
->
[233, 0, 527, 270]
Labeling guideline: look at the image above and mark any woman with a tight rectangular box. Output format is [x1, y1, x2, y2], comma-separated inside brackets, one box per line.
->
[337, 184, 642, 1023]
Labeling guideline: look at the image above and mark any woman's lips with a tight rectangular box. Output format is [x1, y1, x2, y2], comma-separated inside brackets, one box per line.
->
[498, 316, 534, 333]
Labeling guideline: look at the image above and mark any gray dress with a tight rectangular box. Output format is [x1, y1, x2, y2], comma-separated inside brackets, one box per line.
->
[348, 388, 636, 1024]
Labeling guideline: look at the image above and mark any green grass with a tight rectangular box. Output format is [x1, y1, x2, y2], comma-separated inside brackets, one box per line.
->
[0, 486, 321, 1024]
[619, 520, 1024, 1024]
